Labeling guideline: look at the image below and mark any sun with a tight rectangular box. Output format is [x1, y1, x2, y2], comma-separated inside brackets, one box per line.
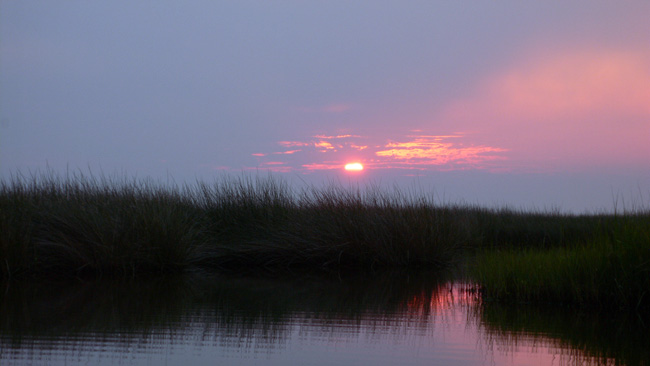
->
[344, 162, 364, 171]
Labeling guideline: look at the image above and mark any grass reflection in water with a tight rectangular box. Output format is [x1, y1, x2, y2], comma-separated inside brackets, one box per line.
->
[0, 273, 646, 365]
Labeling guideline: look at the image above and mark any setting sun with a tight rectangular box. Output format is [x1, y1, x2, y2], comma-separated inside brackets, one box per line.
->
[344, 162, 364, 171]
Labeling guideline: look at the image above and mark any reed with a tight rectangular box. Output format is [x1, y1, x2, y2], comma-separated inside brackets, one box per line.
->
[188, 178, 471, 270]
[0, 172, 469, 277]
[471, 213, 650, 312]
[0, 171, 204, 277]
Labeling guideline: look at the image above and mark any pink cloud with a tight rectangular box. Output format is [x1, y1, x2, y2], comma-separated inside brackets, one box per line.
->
[376, 136, 508, 168]
[447, 49, 650, 120]
[302, 162, 343, 170]
[350, 144, 368, 150]
[313, 134, 359, 139]
[254, 161, 293, 173]
[251, 133, 508, 173]
[273, 150, 301, 155]
[441, 48, 650, 170]
[278, 141, 310, 147]
[314, 141, 336, 151]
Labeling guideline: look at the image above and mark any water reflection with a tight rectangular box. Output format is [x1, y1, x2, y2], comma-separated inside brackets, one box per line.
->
[476, 302, 649, 366]
[0, 272, 646, 365]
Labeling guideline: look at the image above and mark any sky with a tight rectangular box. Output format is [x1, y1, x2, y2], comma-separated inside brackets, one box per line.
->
[1, 1, 649, 212]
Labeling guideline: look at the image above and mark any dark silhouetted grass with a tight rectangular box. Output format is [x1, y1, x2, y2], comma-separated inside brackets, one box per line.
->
[0, 172, 469, 277]
[0, 172, 205, 277]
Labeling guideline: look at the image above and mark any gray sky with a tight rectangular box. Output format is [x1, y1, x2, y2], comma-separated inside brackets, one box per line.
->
[2, 1, 649, 212]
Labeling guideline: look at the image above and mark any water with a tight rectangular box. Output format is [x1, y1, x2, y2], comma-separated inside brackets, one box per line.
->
[0, 272, 647, 365]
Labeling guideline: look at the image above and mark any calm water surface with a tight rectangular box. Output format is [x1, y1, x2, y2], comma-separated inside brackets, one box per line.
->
[0, 272, 646, 365]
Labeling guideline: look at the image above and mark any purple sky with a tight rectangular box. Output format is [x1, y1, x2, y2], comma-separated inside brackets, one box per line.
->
[1, 1, 649, 212]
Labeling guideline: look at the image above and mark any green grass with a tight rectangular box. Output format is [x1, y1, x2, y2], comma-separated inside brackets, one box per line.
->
[471, 214, 650, 312]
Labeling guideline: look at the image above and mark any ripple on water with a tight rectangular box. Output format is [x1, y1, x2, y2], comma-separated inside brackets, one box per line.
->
[0, 274, 639, 366]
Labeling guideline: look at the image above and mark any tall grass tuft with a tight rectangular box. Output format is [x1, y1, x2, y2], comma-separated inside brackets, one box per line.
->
[0, 172, 203, 277]
[293, 185, 470, 268]
[0, 172, 469, 277]
[190, 179, 470, 270]
[471, 212, 650, 312]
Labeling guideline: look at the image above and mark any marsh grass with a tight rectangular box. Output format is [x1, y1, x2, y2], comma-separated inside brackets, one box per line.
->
[191, 178, 470, 271]
[472, 213, 650, 312]
[0, 172, 205, 277]
[0, 172, 469, 277]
